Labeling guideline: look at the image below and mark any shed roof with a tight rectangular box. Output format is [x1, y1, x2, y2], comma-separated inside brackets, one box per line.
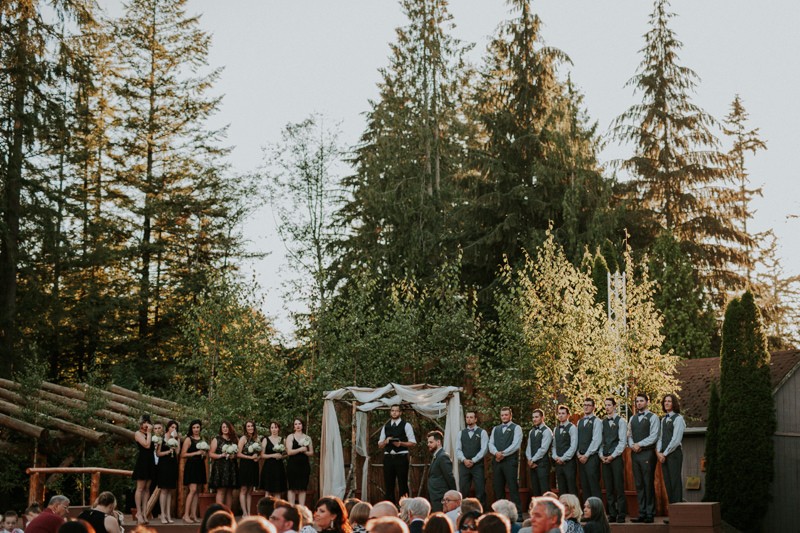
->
[676, 349, 800, 428]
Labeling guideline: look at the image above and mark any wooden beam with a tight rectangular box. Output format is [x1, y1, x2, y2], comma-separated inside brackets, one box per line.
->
[0, 413, 48, 439]
[109, 384, 183, 411]
[26, 467, 133, 476]
[0, 399, 105, 443]
[80, 385, 176, 420]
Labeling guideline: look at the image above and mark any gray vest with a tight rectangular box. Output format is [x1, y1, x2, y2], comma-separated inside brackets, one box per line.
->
[577, 416, 597, 454]
[492, 423, 517, 451]
[630, 412, 654, 445]
[528, 425, 550, 464]
[555, 423, 574, 456]
[460, 427, 483, 460]
[602, 416, 621, 456]
[660, 414, 678, 450]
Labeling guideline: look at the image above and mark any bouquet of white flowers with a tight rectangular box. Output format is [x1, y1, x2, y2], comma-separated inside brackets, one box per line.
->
[248, 442, 262, 454]
[222, 443, 238, 457]
[151, 435, 163, 444]
[273, 443, 286, 453]
[301, 436, 311, 447]
[196, 440, 210, 451]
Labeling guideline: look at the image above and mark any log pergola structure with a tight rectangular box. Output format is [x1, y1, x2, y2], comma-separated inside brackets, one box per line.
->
[0, 378, 195, 509]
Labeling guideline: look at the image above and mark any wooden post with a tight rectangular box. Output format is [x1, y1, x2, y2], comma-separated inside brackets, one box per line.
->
[90, 472, 101, 504]
[177, 455, 186, 516]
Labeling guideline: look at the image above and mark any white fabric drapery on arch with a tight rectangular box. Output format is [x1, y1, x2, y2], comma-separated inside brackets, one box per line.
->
[320, 384, 463, 499]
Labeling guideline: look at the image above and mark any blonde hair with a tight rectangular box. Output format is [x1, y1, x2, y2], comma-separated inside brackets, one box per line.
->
[558, 494, 582, 521]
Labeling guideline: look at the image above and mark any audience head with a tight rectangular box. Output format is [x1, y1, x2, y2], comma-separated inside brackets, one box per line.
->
[441, 491, 461, 514]
[47, 496, 70, 518]
[530, 498, 563, 533]
[490, 500, 517, 525]
[237, 517, 277, 533]
[206, 511, 235, 532]
[199, 504, 233, 533]
[422, 513, 452, 533]
[269, 501, 301, 533]
[349, 503, 372, 528]
[367, 517, 409, 533]
[4, 511, 19, 532]
[25, 503, 41, 523]
[558, 494, 581, 522]
[370, 502, 399, 519]
[457, 511, 481, 533]
[95, 491, 116, 509]
[314, 497, 350, 533]
[208, 528, 233, 533]
[344, 499, 361, 515]
[58, 522, 94, 533]
[460, 499, 482, 515]
[404, 498, 431, 521]
[258, 496, 278, 519]
[297, 506, 314, 531]
[583, 497, 609, 529]
[541, 492, 558, 500]
[476, 513, 509, 533]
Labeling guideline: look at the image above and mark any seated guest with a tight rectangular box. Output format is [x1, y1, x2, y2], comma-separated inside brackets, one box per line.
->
[313, 497, 351, 533]
[199, 505, 234, 533]
[581, 498, 610, 533]
[456, 512, 481, 533]
[441, 492, 462, 528]
[405, 499, 431, 533]
[345, 500, 362, 516]
[3, 511, 23, 533]
[25, 503, 42, 526]
[557, 495, 582, 533]
[77, 492, 121, 533]
[490, 501, 518, 533]
[459, 499, 482, 516]
[349, 503, 372, 533]
[297, 506, 316, 533]
[367, 517, 409, 533]
[236, 517, 277, 533]
[56, 522, 92, 533]
[476, 513, 509, 533]
[529, 498, 563, 533]
[26, 496, 69, 533]
[423, 513, 452, 533]
[370, 502, 400, 520]
[268, 501, 302, 533]
[257, 496, 278, 520]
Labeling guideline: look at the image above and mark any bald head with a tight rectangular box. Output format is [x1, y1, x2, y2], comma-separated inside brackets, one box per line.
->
[369, 501, 399, 519]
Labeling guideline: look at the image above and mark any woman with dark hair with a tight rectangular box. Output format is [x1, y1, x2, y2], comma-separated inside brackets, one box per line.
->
[582, 497, 611, 533]
[209, 420, 239, 507]
[238, 420, 261, 517]
[313, 497, 351, 533]
[182, 419, 207, 523]
[131, 414, 154, 524]
[198, 504, 233, 533]
[456, 511, 481, 533]
[260, 421, 288, 497]
[423, 513, 453, 533]
[156, 419, 180, 523]
[286, 418, 313, 505]
[657, 393, 686, 505]
[77, 491, 121, 533]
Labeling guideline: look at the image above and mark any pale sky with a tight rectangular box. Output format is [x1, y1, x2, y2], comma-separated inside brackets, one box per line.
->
[109, 1, 800, 337]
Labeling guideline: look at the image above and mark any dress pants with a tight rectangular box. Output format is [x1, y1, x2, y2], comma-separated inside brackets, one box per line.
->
[602, 455, 626, 518]
[662, 447, 683, 504]
[528, 459, 550, 497]
[578, 454, 602, 501]
[459, 461, 487, 507]
[555, 458, 577, 496]
[492, 457, 522, 516]
[384, 453, 410, 504]
[632, 448, 656, 518]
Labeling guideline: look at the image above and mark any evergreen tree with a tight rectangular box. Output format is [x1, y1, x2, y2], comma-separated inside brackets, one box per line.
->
[612, 0, 750, 301]
[592, 248, 609, 307]
[754, 231, 800, 349]
[718, 291, 775, 531]
[702, 380, 720, 502]
[722, 95, 766, 285]
[336, 0, 470, 286]
[649, 232, 715, 358]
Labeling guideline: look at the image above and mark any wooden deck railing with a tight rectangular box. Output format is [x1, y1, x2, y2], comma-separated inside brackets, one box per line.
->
[26, 467, 133, 506]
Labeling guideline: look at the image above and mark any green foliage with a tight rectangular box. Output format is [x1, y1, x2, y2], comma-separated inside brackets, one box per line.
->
[702, 380, 720, 502]
[592, 249, 610, 307]
[718, 291, 775, 531]
[649, 232, 715, 359]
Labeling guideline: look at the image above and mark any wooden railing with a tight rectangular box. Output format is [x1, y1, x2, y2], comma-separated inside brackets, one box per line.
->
[26, 467, 133, 506]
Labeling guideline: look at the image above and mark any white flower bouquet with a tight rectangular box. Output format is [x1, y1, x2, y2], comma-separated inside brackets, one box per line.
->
[166, 437, 180, 456]
[221, 443, 238, 457]
[248, 442, 262, 454]
[273, 443, 286, 453]
[151, 435, 163, 444]
[301, 436, 311, 447]
[196, 440, 210, 451]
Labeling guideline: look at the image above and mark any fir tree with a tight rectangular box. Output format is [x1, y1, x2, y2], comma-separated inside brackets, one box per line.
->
[754, 231, 800, 348]
[718, 291, 775, 531]
[612, 0, 750, 301]
[702, 380, 720, 502]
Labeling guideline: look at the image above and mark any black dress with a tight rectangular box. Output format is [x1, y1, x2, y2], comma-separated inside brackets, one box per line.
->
[77, 509, 109, 533]
[157, 440, 179, 489]
[239, 437, 260, 487]
[183, 437, 208, 485]
[286, 435, 310, 491]
[260, 437, 287, 493]
[208, 435, 239, 489]
[132, 432, 155, 481]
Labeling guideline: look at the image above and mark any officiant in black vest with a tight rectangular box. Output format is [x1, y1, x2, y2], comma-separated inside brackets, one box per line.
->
[489, 406, 523, 517]
[456, 410, 488, 506]
[379, 404, 417, 504]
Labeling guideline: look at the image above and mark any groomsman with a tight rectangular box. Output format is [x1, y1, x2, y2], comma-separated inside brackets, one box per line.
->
[576, 398, 603, 501]
[600, 397, 627, 523]
[657, 394, 685, 506]
[456, 410, 488, 507]
[551, 405, 578, 496]
[628, 393, 659, 524]
[427, 431, 457, 512]
[379, 404, 416, 504]
[489, 407, 523, 516]
[525, 409, 553, 497]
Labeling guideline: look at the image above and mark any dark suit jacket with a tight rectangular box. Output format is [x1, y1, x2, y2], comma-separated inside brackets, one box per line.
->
[409, 520, 424, 533]
[428, 447, 457, 505]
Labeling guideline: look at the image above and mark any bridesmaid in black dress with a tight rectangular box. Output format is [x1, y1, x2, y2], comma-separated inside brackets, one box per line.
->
[237, 420, 260, 517]
[260, 421, 287, 497]
[132, 414, 154, 525]
[181, 419, 207, 524]
[286, 417, 313, 506]
[156, 419, 180, 523]
[208, 420, 239, 507]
